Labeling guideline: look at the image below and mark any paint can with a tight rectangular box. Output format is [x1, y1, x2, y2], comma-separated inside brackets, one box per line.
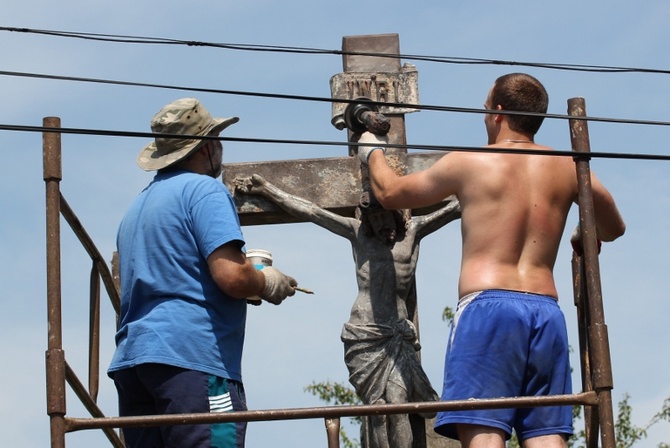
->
[246, 249, 273, 269]
[246, 249, 273, 304]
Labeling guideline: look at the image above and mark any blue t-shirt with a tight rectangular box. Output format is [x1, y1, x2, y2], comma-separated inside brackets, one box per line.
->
[108, 170, 247, 381]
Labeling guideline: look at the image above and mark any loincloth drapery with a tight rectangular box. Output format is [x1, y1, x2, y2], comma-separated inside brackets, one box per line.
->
[341, 318, 439, 407]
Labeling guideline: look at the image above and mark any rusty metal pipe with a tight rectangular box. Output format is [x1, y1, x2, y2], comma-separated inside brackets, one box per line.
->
[572, 254, 599, 448]
[60, 194, 121, 313]
[43, 116, 62, 356]
[568, 97, 616, 448]
[89, 263, 101, 401]
[65, 392, 597, 432]
[43, 116, 66, 448]
[65, 362, 124, 447]
[324, 417, 341, 448]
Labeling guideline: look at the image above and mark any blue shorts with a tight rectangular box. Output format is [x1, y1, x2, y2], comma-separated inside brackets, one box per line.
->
[434, 289, 573, 442]
[112, 364, 247, 448]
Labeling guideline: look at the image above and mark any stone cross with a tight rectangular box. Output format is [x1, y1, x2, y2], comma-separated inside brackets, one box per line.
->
[222, 33, 446, 224]
[223, 34, 459, 448]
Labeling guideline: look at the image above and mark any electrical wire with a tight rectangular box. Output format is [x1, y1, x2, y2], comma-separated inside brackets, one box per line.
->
[3, 26, 670, 75]
[4, 122, 669, 162]
[3, 26, 670, 128]
[2, 26, 670, 162]
[2, 69, 670, 128]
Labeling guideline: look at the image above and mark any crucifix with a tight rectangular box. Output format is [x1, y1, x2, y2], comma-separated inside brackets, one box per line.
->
[223, 34, 460, 448]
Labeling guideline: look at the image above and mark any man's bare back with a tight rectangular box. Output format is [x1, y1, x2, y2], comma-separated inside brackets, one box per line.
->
[366, 100, 623, 301]
[450, 143, 577, 298]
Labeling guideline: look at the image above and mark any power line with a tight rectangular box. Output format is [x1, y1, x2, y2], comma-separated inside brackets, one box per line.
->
[3, 26, 670, 76]
[2, 69, 670, 129]
[3, 122, 668, 162]
[2, 26, 670, 161]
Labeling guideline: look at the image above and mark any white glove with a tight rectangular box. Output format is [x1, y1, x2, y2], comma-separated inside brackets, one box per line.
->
[357, 131, 387, 164]
[260, 267, 297, 305]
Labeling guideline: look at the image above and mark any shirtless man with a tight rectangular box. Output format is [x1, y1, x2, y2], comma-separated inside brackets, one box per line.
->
[358, 73, 625, 448]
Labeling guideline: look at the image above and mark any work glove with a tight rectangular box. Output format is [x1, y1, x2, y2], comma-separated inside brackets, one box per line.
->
[357, 131, 387, 164]
[260, 266, 298, 305]
[570, 224, 602, 256]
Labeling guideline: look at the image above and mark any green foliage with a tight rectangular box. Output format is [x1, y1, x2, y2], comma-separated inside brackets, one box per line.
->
[615, 393, 647, 447]
[442, 306, 455, 325]
[507, 432, 521, 448]
[613, 393, 670, 448]
[305, 381, 362, 448]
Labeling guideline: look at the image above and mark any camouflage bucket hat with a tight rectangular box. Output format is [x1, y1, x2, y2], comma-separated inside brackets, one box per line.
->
[137, 98, 239, 171]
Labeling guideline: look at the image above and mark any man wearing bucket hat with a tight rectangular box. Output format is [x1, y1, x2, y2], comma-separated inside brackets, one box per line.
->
[108, 97, 298, 448]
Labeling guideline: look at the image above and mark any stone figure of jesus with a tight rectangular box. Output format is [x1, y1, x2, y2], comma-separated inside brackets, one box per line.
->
[234, 174, 460, 448]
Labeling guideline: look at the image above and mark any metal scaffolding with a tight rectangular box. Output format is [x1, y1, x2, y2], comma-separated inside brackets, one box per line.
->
[43, 97, 615, 448]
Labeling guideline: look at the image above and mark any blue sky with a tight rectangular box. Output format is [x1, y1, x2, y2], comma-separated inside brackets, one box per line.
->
[2, 1, 669, 446]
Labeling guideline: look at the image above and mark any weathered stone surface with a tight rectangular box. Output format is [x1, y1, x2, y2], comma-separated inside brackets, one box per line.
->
[222, 152, 447, 226]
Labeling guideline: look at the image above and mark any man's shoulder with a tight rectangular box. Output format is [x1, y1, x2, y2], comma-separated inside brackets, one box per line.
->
[442, 147, 494, 169]
[161, 170, 227, 191]
[148, 172, 232, 211]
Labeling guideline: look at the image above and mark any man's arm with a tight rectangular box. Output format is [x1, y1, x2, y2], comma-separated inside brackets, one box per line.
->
[367, 148, 460, 211]
[358, 131, 460, 210]
[207, 242, 265, 299]
[207, 242, 297, 305]
[234, 174, 356, 239]
[589, 172, 626, 242]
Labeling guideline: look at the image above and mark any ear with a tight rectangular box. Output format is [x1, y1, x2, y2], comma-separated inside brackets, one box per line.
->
[494, 105, 504, 123]
[195, 142, 211, 158]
